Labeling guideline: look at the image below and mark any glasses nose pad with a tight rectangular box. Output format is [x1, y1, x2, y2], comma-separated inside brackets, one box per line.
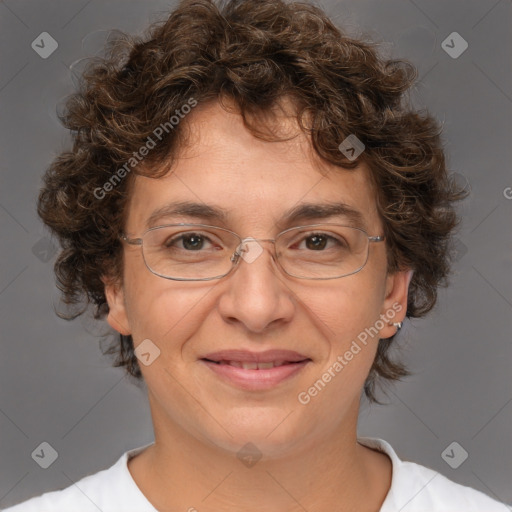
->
[231, 238, 265, 265]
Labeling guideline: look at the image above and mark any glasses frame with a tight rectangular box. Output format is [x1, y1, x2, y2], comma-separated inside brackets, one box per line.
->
[120, 222, 385, 281]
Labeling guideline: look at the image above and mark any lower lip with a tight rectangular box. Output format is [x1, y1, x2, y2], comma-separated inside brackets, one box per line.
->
[201, 360, 310, 390]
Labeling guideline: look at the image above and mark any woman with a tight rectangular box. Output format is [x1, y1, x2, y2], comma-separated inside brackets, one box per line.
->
[4, 0, 510, 510]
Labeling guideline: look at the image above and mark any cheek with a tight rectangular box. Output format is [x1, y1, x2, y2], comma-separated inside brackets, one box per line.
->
[122, 253, 179, 339]
[122, 254, 214, 350]
[296, 283, 385, 411]
[304, 273, 387, 345]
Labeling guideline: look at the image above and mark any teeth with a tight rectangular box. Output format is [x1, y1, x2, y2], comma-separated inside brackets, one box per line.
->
[213, 360, 304, 370]
[241, 362, 259, 370]
[257, 362, 275, 370]
[218, 360, 293, 369]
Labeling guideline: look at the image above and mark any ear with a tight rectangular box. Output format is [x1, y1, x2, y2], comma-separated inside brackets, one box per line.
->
[102, 275, 131, 336]
[378, 269, 413, 339]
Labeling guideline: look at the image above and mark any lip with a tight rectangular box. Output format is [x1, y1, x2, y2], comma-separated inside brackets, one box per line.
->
[200, 349, 311, 391]
[201, 349, 309, 364]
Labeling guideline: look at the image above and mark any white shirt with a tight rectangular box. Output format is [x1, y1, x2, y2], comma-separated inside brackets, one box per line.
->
[3, 437, 510, 512]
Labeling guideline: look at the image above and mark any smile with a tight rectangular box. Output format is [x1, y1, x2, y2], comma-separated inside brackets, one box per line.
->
[205, 360, 299, 369]
[200, 350, 311, 390]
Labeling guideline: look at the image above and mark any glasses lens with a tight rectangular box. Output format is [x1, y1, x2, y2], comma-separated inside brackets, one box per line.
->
[142, 225, 239, 280]
[140, 224, 370, 280]
[276, 225, 369, 279]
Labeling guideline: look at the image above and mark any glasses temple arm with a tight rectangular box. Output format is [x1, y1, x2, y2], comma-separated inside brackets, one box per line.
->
[120, 234, 143, 246]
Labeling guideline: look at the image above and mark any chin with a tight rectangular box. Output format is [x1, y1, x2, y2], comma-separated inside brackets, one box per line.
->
[197, 406, 311, 459]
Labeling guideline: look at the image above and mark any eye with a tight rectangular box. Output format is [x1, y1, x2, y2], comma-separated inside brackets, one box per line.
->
[164, 232, 216, 251]
[294, 232, 347, 251]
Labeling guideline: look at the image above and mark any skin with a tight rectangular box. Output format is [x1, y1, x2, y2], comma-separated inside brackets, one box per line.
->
[104, 97, 412, 511]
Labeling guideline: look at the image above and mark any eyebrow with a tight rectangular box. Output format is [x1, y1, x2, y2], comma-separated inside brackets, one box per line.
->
[145, 200, 366, 230]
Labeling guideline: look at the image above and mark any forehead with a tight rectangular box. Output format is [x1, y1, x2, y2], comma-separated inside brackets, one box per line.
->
[125, 100, 381, 234]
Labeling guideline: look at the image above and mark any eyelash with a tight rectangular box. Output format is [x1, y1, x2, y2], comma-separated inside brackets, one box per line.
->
[165, 232, 345, 251]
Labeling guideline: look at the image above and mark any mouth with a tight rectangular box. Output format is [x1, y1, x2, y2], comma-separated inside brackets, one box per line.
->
[203, 360, 304, 369]
[200, 350, 311, 390]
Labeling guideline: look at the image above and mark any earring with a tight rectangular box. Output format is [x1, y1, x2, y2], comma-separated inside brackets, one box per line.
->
[392, 321, 402, 329]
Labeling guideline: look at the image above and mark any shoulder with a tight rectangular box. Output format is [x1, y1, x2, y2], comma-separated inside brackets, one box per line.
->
[358, 437, 511, 512]
[393, 459, 510, 511]
[2, 457, 127, 512]
[2, 444, 156, 512]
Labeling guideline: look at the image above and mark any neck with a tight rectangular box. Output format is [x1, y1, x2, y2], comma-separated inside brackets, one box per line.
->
[128, 397, 392, 511]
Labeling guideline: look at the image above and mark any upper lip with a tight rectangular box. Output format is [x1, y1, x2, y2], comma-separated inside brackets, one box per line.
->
[201, 349, 310, 364]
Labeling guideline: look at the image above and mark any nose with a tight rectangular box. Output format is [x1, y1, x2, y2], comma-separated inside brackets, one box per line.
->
[231, 237, 275, 266]
[217, 238, 295, 333]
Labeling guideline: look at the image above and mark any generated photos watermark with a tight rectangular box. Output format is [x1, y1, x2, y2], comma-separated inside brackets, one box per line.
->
[94, 97, 198, 200]
[298, 302, 403, 405]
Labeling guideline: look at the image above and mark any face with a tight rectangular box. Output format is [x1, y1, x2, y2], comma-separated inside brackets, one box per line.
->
[105, 98, 411, 458]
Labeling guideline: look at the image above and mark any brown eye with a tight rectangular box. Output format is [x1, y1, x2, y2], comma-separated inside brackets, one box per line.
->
[162, 231, 221, 252]
[172, 233, 208, 250]
[304, 234, 328, 250]
[294, 232, 346, 251]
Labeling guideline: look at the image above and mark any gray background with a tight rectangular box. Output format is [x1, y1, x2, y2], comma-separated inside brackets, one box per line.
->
[1, 0, 511, 508]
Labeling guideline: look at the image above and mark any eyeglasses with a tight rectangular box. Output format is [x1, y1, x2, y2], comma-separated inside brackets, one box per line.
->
[120, 223, 385, 281]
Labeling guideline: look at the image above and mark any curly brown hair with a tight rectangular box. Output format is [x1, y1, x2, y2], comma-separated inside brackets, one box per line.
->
[38, 0, 466, 403]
